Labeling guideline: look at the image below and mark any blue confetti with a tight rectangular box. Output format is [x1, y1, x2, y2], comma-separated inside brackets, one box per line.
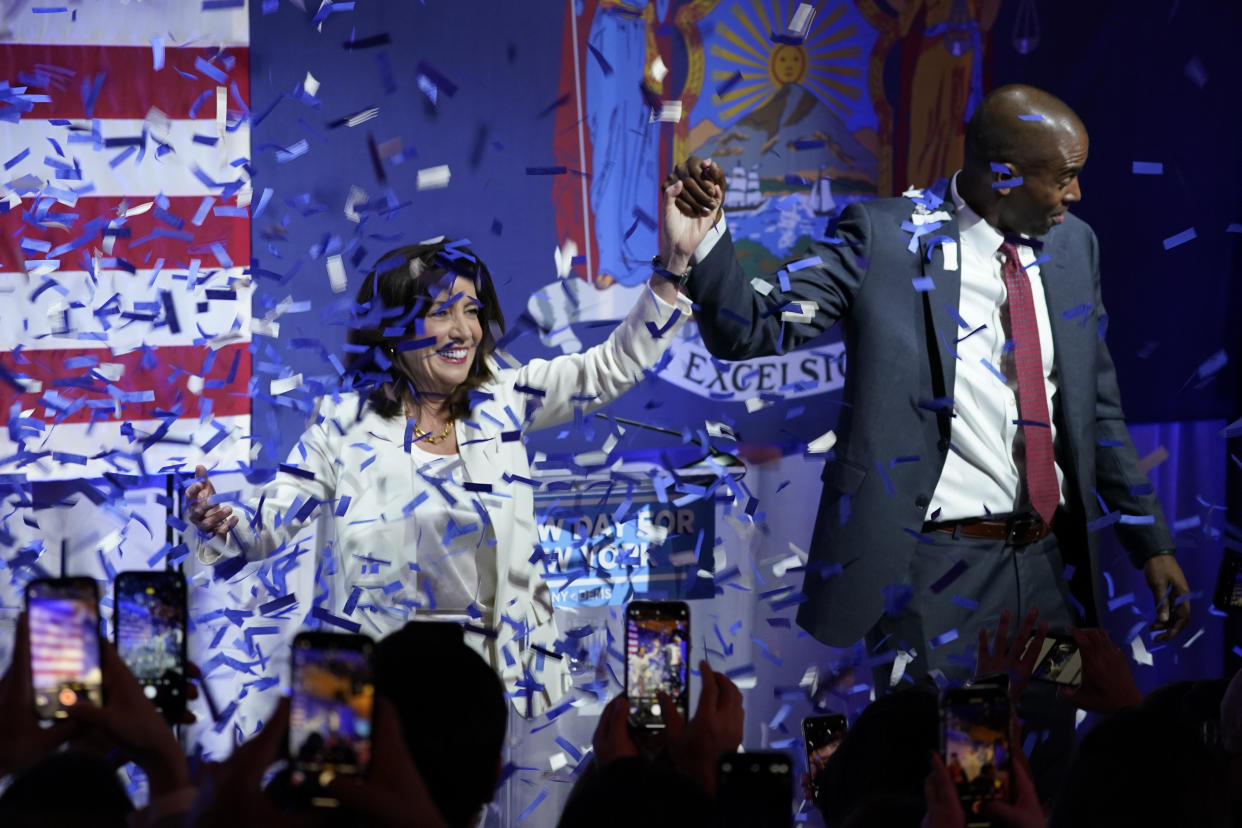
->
[1162, 227, 1197, 250]
[980, 358, 1007, 384]
[311, 606, 361, 633]
[259, 594, 297, 615]
[518, 789, 549, 822]
[952, 594, 980, 611]
[715, 71, 743, 97]
[1107, 593, 1135, 611]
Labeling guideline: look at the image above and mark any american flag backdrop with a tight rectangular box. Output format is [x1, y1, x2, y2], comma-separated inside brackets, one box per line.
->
[0, 2, 252, 482]
[28, 596, 99, 689]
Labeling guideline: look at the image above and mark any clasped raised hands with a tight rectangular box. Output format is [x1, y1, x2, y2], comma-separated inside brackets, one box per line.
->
[660, 156, 728, 275]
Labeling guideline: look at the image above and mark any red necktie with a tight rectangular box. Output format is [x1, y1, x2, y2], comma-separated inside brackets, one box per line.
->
[1000, 241, 1059, 524]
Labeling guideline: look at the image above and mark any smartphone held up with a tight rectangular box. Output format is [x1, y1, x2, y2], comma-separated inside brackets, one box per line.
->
[940, 684, 1012, 828]
[1213, 551, 1242, 615]
[290, 632, 375, 806]
[114, 570, 189, 721]
[1027, 632, 1083, 688]
[802, 713, 846, 802]
[25, 577, 104, 720]
[625, 600, 690, 729]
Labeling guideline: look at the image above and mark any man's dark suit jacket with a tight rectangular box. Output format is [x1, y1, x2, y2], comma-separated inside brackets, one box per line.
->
[686, 192, 1173, 647]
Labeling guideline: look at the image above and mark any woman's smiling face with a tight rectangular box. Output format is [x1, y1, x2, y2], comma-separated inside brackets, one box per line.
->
[397, 275, 482, 399]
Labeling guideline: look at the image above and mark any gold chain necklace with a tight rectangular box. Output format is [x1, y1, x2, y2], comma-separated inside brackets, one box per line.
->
[404, 400, 454, 445]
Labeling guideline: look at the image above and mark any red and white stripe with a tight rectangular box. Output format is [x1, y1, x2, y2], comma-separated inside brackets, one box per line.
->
[1, 6, 252, 481]
[29, 600, 94, 687]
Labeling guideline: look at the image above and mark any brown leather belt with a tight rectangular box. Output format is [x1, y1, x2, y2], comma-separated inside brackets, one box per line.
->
[921, 512, 1056, 546]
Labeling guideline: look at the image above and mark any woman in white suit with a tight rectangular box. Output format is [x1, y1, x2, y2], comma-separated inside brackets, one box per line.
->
[185, 236, 692, 715]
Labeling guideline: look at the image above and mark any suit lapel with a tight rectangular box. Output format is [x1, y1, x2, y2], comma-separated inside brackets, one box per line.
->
[1038, 229, 1087, 414]
[1037, 228, 1091, 439]
[917, 202, 963, 406]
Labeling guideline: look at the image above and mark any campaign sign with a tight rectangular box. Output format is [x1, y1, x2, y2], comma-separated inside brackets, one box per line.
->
[536, 480, 715, 608]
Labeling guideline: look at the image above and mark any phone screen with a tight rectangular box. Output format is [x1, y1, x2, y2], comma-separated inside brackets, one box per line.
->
[1029, 636, 1083, 687]
[26, 578, 103, 719]
[942, 690, 1011, 826]
[1230, 562, 1242, 609]
[625, 601, 689, 729]
[803, 713, 846, 798]
[115, 571, 187, 720]
[1216, 553, 1242, 612]
[716, 751, 793, 828]
[290, 633, 375, 803]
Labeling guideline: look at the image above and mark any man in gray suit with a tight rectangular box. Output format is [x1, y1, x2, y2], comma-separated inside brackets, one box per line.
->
[657, 84, 1190, 690]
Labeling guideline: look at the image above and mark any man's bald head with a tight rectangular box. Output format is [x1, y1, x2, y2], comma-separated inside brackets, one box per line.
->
[958, 85, 1089, 236]
[964, 85, 1086, 172]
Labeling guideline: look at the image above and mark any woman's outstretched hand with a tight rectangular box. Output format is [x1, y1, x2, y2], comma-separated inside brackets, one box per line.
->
[186, 464, 237, 538]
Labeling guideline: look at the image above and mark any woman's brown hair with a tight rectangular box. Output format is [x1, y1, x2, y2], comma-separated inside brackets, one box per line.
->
[344, 240, 505, 421]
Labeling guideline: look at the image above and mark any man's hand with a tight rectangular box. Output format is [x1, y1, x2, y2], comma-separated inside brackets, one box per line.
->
[664, 156, 726, 220]
[1143, 554, 1190, 642]
[921, 751, 967, 828]
[1060, 626, 1142, 714]
[975, 608, 1047, 703]
[591, 694, 640, 768]
[664, 659, 744, 795]
[188, 698, 298, 828]
[660, 158, 725, 274]
[66, 640, 191, 796]
[0, 612, 79, 775]
[186, 464, 238, 538]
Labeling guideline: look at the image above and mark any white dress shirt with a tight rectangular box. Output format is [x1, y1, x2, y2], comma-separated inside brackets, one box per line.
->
[928, 174, 1067, 521]
[390, 443, 499, 616]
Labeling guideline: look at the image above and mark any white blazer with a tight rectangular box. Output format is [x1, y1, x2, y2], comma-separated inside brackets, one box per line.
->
[195, 286, 692, 715]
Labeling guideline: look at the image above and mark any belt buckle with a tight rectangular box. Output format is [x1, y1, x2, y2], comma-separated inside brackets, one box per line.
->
[1005, 513, 1038, 545]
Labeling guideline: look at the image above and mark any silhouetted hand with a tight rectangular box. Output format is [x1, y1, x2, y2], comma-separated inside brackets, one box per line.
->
[923, 705, 1044, 828]
[186, 464, 238, 539]
[327, 697, 449, 828]
[981, 730, 1044, 827]
[1221, 668, 1242, 755]
[591, 694, 640, 767]
[1059, 626, 1142, 714]
[187, 698, 301, 828]
[975, 608, 1047, 702]
[65, 640, 190, 796]
[1143, 554, 1190, 642]
[0, 612, 79, 775]
[922, 751, 967, 828]
[664, 659, 744, 795]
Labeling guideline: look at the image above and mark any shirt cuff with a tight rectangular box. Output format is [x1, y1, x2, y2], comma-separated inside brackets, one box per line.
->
[648, 284, 695, 317]
[690, 216, 728, 265]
